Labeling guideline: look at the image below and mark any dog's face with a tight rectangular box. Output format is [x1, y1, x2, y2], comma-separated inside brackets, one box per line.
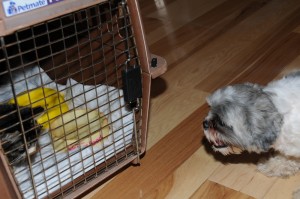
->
[203, 83, 283, 155]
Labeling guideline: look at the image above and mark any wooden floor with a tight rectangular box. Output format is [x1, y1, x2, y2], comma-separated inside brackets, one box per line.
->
[84, 0, 300, 198]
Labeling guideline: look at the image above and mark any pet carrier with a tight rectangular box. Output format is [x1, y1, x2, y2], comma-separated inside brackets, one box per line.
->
[0, 0, 167, 198]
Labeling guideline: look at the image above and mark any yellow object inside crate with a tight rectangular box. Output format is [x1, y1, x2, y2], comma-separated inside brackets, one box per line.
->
[8, 87, 110, 153]
[8, 87, 69, 128]
[50, 109, 110, 152]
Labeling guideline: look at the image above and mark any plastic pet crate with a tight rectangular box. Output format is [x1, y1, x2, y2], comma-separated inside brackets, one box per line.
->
[0, 0, 167, 198]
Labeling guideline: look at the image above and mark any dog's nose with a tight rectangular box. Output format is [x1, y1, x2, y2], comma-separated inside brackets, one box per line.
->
[203, 120, 209, 130]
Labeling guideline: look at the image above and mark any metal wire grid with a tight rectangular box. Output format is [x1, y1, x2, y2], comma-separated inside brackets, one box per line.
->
[0, 0, 142, 198]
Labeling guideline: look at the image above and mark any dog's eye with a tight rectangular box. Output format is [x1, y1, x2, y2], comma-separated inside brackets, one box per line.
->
[212, 115, 225, 127]
[219, 120, 226, 127]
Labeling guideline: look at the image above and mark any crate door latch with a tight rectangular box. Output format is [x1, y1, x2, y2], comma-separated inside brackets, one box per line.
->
[122, 66, 142, 109]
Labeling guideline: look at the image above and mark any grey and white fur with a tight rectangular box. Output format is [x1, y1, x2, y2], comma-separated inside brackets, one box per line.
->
[203, 71, 300, 198]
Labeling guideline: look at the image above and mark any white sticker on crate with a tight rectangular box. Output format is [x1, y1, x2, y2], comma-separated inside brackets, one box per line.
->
[2, 0, 63, 17]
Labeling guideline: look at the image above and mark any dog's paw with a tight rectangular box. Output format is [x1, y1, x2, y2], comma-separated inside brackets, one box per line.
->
[257, 155, 300, 177]
[257, 162, 293, 177]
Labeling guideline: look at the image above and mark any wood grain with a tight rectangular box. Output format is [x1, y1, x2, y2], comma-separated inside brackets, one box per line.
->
[143, 146, 220, 199]
[190, 181, 254, 199]
[196, 2, 300, 92]
[149, 0, 271, 71]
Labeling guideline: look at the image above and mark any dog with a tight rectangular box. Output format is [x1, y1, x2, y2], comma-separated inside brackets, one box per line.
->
[203, 71, 300, 198]
[0, 104, 44, 166]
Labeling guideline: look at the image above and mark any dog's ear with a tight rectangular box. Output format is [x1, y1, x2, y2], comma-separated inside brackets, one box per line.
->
[249, 91, 283, 151]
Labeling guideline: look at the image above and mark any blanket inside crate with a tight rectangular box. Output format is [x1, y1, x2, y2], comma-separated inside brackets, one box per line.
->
[0, 66, 134, 198]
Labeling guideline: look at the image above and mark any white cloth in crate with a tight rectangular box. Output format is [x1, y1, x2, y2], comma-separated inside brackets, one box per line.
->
[0, 66, 133, 198]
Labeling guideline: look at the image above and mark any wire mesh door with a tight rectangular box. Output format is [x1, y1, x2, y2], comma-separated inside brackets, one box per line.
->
[0, 0, 143, 198]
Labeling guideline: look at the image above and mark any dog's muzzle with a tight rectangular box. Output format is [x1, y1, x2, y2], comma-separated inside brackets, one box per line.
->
[202, 119, 242, 155]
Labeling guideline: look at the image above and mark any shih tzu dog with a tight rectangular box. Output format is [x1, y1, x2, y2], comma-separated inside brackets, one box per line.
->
[203, 71, 300, 198]
[0, 104, 44, 166]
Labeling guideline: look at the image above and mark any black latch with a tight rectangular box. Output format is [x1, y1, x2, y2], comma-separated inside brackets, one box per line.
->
[122, 66, 142, 108]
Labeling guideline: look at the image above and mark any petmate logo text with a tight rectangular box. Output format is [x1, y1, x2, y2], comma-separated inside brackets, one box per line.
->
[3, 0, 52, 17]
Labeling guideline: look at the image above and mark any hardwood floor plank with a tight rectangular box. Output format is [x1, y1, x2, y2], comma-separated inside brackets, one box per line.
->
[143, 147, 220, 199]
[139, 0, 174, 35]
[89, 105, 209, 199]
[149, 0, 271, 71]
[208, 158, 277, 199]
[196, 5, 300, 92]
[231, 33, 300, 85]
[144, 0, 227, 46]
[293, 25, 300, 34]
[147, 86, 208, 149]
[190, 180, 254, 199]
[275, 55, 300, 78]
[263, 174, 300, 199]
